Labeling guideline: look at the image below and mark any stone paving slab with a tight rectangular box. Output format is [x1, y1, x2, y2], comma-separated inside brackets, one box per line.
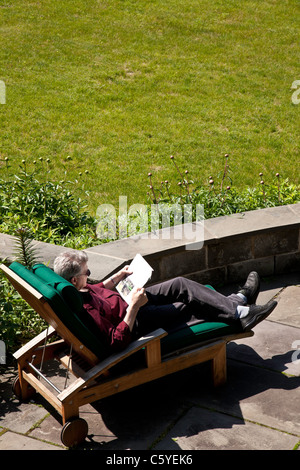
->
[28, 400, 116, 449]
[0, 367, 50, 435]
[165, 359, 300, 437]
[153, 407, 299, 450]
[83, 391, 188, 450]
[7, 376, 191, 450]
[0, 430, 63, 450]
[227, 320, 300, 376]
[29, 411, 65, 447]
[2, 358, 299, 450]
[269, 285, 300, 328]
[0, 400, 49, 434]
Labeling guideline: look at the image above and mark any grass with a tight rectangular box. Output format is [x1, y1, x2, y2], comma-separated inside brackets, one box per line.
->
[0, 0, 299, 214]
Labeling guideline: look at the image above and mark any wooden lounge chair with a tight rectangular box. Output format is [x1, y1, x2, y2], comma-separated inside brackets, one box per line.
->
[0, 261, 253, 447]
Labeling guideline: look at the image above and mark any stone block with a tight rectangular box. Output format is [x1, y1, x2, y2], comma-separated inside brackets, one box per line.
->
[207, 236, 252, 268]
[186, 266, 227, 286]
[275, 251, 300, 274]
[253, 228, 299, 258]
[227, 257, 275, 282]
[158, 247, 206, 280]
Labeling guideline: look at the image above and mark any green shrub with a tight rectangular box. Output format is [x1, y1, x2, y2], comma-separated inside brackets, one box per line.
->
[1, 156, 299, 248]
[0, 160, 99, 248]
[146, 155, 300, 222]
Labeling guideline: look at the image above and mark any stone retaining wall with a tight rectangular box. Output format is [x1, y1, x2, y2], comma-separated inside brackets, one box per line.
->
[140, 203, 300, 286]
[1, 203, 299, 286]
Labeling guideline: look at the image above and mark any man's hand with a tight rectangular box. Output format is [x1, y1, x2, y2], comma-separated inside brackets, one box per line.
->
[103, 265, 133, 290]
[117, 265, 133, 280]
[124, 287, 148, 331]
[130, 287, 148, 309]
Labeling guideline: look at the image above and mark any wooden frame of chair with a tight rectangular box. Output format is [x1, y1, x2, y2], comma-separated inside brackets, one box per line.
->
[1, 263, 253, 447]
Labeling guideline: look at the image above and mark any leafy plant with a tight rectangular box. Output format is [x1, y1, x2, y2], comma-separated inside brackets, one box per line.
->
[13, 227, 40, 268]
[0, 160, 99, 248]
[146, 155, 300, 223]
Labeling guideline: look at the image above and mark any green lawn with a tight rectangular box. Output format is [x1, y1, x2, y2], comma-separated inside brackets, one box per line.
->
[1, 0, 299, 214]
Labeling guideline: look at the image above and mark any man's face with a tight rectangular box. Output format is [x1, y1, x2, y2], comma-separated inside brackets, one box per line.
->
[71, 262, 90, 290]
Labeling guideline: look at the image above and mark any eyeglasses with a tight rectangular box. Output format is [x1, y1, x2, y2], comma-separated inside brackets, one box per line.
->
[79, 269, 91, 277]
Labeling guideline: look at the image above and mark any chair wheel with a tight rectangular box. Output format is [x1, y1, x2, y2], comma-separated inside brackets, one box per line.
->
[12, 376, 22, 399]
[12, 376, 35, 401]
[61, 418, 88, 447]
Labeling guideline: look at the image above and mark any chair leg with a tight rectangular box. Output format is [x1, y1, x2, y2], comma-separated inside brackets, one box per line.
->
[61, 400, 80, 425]
[61, 402, 88, 447]
[13, 364, 36, 401]
[211, 343, 227, 387]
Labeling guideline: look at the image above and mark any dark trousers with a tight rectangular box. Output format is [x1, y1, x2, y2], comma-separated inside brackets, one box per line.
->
[135, 276, 244, 336]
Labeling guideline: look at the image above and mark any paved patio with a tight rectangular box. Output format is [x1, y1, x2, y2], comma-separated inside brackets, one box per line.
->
[1, 272, 299, 451]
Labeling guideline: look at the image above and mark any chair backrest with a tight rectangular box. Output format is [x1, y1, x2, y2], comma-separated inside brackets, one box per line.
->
[6, 262, 111, 363]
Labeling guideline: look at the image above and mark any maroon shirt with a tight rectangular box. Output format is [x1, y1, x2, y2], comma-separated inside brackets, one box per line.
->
[80, 282, 132, 352]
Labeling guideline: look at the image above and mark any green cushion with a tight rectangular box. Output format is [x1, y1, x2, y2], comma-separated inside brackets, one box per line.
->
[32, 263, 82, 313]
[9, 262, 109, 360]
[161, 321, 241, 356]
[9, 262, 63, 307]
[161, 284, 241, 354]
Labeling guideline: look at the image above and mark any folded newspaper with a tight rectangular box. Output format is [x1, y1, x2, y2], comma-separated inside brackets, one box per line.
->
[116, 253, 153, 304]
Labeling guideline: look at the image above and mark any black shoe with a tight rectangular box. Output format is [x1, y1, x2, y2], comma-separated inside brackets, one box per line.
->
[238, 271, 260, 305]
[240, 300, 277, 331]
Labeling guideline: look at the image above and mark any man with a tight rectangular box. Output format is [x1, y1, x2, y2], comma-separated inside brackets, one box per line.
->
[54, 250, 277, 352]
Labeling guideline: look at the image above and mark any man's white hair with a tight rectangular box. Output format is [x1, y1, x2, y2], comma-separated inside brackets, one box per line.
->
[53, 250, 88, 281]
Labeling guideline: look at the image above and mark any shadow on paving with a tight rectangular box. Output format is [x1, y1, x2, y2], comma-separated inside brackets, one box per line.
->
[72, 343, 299, 450]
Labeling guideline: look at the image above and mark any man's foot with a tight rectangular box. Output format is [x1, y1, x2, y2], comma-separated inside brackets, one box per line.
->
[240, 300, 277, 331]
[238, 271, 260, 305]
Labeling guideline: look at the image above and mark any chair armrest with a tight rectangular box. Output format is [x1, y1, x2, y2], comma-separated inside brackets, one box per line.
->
[58, 328, 167, 403]
[13, 326, 56, 361]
